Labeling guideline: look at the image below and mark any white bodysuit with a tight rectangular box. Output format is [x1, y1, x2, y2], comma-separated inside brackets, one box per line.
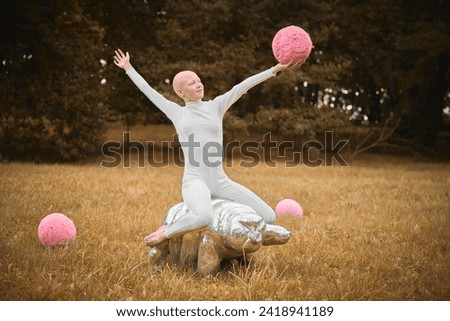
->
[126, 67, 277, 238]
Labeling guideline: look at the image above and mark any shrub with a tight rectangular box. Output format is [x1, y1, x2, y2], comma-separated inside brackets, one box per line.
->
[247, 105, 350, 147]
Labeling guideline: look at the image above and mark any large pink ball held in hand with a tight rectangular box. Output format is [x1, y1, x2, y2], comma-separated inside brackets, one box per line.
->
[272, 25, 313, 64]
[38, 213, 77, 246]
[275, 199, 303, 217]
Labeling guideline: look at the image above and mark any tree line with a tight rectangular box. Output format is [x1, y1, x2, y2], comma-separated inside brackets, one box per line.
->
[1, 0, 449, 161]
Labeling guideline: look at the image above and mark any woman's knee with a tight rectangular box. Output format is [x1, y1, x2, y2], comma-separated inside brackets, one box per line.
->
[262, 208, 276, 224]
[237, 195, 276, 223]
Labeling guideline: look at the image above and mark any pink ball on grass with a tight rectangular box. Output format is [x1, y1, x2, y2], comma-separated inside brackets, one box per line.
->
[272, 25, 313, 64]
[38, 213, 77, 246]
[275, 199, 303, 217]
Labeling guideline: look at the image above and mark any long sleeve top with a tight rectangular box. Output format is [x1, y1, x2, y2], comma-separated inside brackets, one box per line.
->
[125, 67, 276, 183]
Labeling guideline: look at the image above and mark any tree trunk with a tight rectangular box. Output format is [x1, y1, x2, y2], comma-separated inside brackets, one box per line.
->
[367, 76, 381, 124]
[423, 54, 449, 148]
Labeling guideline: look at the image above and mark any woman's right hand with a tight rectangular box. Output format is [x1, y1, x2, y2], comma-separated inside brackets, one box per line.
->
[114, 49, 132, 70]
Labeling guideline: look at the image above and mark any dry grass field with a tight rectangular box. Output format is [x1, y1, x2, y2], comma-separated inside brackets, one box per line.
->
[1, 124, 449, 301]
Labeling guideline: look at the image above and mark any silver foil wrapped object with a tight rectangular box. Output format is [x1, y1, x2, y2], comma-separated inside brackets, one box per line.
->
[149, 199, 292, 277]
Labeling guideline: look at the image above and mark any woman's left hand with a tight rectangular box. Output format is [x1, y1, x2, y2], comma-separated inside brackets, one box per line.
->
[272, 60, 303, 74]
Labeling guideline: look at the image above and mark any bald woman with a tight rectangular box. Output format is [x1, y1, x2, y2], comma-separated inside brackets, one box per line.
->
[114, 49, 296, 247]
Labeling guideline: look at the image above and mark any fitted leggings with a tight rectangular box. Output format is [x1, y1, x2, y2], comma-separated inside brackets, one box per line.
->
[164, 177, 276, 238]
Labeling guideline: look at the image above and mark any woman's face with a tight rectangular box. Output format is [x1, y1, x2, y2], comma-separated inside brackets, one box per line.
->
[173, 71, 204, 102]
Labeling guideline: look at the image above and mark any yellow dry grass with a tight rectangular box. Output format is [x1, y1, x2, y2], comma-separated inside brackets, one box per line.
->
[1, 126, 449, 301]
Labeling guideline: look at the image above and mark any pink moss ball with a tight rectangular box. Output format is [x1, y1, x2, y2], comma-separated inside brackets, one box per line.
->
[272, 25, 313, 64]
[275, 199, 303, 217]
[38, 213, 77, 246]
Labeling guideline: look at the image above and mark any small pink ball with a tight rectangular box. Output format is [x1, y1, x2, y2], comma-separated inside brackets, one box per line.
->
[38, 213, 77, 246]
[275, 199, 303, 217]
[272, 25, 313, 64]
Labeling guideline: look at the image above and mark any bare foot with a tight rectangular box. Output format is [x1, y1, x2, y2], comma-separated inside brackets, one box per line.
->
[144, 225, 168, 247]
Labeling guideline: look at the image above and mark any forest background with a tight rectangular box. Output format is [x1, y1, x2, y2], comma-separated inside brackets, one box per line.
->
[1, 0, 449, 162]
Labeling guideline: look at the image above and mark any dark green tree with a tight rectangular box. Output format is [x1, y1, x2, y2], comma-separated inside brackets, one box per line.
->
[1, 0, 108, 161]
[333, 0, 450, 149]
[1, 0, 448, 161]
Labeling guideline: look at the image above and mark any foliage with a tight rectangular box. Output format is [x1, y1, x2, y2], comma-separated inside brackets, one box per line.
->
[223, 110, 249, 141]
[0, 0, 449, 161]
[335, 0, 450, 148]
[247, 105, 350, 146]
[0, 1, 108, 161]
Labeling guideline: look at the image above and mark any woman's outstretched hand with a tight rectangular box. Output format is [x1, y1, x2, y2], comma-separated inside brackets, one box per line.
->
[272, 60, 303, 75]
[114, 49, 132, 70]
